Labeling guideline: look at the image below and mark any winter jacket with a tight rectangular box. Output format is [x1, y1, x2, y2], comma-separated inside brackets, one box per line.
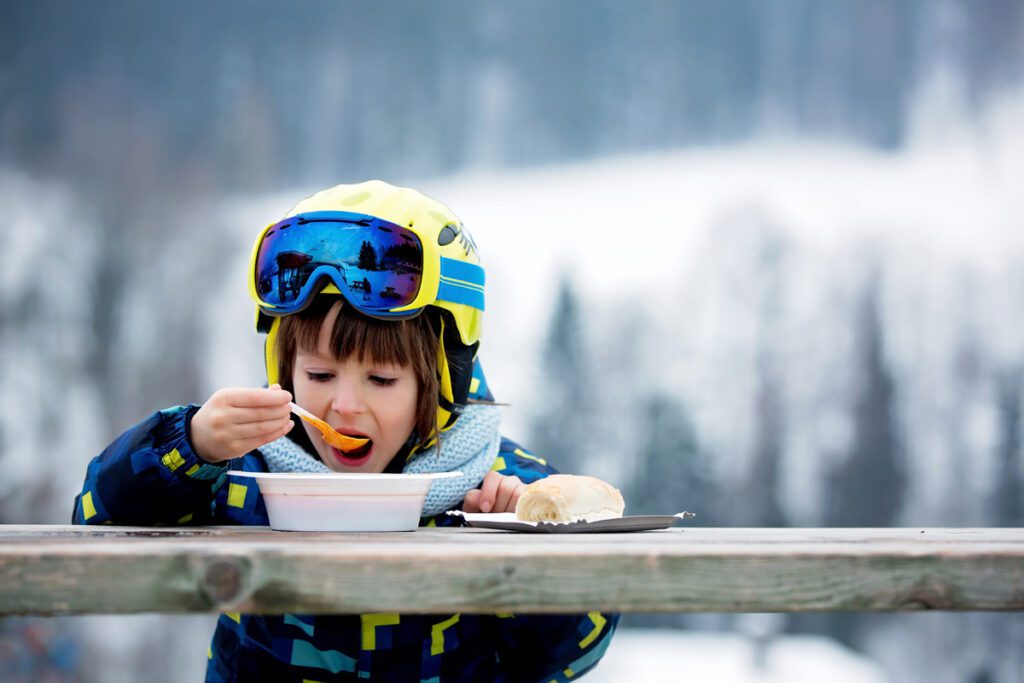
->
[73, 383, 618, 681]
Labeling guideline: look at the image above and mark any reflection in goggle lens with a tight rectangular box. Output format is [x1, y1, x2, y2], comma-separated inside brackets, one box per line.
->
[255, 216, 424, 315]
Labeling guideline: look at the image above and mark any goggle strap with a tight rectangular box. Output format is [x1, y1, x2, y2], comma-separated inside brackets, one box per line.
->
[437, 257, 486, 311]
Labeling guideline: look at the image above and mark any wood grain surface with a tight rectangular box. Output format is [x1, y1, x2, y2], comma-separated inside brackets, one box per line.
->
[1, 525, 1022, 615]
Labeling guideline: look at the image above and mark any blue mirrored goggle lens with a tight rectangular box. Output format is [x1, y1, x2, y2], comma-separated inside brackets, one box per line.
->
[254, 215, 423, 315]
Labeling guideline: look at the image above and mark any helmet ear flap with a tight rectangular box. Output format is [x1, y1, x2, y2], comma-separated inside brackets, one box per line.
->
[433, 309, 479, 432]
[257, 311, 275, 334]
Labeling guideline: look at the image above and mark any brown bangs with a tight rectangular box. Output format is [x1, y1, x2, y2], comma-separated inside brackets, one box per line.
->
[275, 297, 439, 448]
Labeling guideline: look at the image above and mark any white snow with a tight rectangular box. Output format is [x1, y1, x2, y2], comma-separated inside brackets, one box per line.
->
[586, 629, 887, 683]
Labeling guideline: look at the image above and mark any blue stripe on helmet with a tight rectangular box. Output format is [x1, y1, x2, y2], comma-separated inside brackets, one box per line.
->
[437, 279, 485, 310]
[440, 257, 485, 287]
[438, 257, 486, 310]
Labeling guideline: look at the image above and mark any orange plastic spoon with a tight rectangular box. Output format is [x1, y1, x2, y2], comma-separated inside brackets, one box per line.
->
[289, 402, 370, 452]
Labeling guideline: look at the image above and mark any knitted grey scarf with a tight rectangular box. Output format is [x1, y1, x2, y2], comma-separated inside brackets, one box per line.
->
[259, 403, 501, 516]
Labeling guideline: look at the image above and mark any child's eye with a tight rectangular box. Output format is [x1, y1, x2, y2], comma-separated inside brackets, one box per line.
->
[306, 372, 333, 383]
[369, 375, 399, 387]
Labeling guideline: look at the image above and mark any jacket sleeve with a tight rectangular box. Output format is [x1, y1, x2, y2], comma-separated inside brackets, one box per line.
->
[72, 405, 230, 525]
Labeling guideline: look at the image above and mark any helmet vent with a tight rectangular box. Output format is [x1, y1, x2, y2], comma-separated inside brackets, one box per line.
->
[438, 225, 457, 246]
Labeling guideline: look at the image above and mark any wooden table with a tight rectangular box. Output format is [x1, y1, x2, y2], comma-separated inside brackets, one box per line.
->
[1, 525, 1022, 616]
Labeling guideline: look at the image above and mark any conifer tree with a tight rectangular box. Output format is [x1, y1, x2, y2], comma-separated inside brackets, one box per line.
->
[745, 352, 788, 527]
[826, 279, 905, 527]
[993, 368, 1023, 526]
[626, 392, 711, 522]
[529, 275, 594, 476]
[358, 240, 378, 270]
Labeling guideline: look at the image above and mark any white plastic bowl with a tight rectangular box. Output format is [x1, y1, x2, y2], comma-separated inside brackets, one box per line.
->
[228, 471, 462, 531]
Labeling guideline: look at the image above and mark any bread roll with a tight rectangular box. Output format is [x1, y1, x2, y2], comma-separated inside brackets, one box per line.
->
[515, 474, 625, 523]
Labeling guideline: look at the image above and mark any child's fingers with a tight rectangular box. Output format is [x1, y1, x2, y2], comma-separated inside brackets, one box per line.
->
[231, 404, 293, 425]
[193, 389, 292, 463]
[510, 482, 525, 510]
[477, 472, 504, 513]
[492, 476, 524, 514]
[233, 417, 294, 439]
[234, 420, 294, 453]
[463, 488, 482, 513]
[220, 386, 292, 408]
[264, 419, 294, 443]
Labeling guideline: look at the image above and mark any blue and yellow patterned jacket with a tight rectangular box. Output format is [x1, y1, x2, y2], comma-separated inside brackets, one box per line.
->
[73, 386, 619, 681]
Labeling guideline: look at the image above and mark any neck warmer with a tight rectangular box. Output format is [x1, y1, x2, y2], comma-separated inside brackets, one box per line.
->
[259, 403, 501, 516]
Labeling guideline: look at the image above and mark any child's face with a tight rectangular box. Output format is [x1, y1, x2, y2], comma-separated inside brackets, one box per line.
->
[291, 302, 419, 473]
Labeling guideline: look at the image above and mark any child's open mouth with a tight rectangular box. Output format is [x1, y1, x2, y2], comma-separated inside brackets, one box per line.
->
[330, 439, 373, 467]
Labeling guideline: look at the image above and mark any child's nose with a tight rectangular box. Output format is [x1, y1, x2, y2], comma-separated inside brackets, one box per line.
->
[329, 381, 365, 416]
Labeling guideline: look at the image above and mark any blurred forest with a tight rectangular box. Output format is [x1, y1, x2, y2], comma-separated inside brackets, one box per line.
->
[2, 1, 1024, 681]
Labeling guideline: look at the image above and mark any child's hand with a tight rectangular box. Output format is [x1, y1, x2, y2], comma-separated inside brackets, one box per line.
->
[190, 384, 293, 463]
[463, 472, 525, 514]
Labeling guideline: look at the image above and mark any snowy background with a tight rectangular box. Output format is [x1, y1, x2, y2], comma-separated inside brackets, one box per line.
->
[2, 2, 1024, 681]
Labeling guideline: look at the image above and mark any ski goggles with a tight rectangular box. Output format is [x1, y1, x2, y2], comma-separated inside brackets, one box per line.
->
[249, 211, 485, 319]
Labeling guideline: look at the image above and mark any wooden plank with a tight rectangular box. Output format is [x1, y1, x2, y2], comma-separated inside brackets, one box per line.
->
[1, 525, 1023, 615]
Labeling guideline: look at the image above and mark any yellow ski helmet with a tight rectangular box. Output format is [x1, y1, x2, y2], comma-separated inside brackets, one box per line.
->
[249, 179, 485, 433]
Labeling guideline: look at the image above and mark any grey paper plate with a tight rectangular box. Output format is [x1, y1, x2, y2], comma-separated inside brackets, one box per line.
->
[448, 511, 695, 533]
